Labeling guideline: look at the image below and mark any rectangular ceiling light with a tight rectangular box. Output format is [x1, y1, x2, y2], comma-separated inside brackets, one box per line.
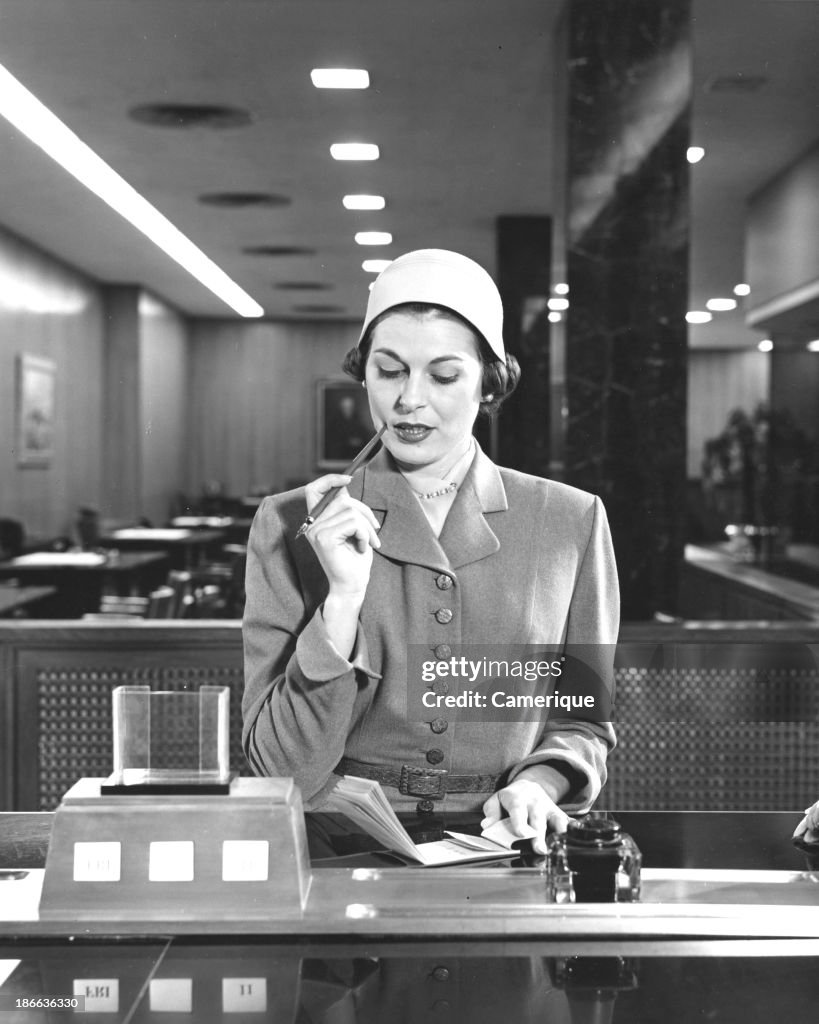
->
[311, 69, 370, 89]
[343, 194, 385, 210]
[0, 63, 263, 317]
[330, 143, 379, 161]
[355, 232, 392, 246]
[362, 259, 391, 273]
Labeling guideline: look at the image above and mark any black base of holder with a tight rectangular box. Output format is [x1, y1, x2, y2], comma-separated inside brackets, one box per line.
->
[100, 775, 234, 796]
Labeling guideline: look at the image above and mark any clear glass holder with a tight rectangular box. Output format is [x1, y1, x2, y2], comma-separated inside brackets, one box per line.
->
[107, 684, 230, 790]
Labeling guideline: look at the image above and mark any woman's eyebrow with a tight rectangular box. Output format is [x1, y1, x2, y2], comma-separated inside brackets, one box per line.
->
[372, 347, 464, 365]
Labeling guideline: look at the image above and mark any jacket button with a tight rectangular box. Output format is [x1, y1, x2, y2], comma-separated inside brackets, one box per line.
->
[417, 799, 436, 814]
[435, 574, 453, 590]
[426, 748, 445, 765]
[435, 608, 453, 624]
[431, 966, 450, 982]
[430, 718, 448, 734]
[430, 680, 449, 695]
[434, 644, 451, 659]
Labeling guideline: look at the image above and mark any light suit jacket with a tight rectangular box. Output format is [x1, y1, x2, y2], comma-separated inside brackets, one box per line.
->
[242, 444, 619, 812]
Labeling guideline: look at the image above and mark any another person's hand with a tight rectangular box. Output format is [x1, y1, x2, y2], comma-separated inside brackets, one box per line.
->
[481, 778, 569, 855]
[793, 799, 819, 842]
[303, 474, 381, 598]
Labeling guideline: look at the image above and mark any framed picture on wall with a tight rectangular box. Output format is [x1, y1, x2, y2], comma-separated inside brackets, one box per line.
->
[316, 379, 374, 470]
[16, 353, 56, 468]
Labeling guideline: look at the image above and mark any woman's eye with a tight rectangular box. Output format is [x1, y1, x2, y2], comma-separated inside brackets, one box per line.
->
[433, 374, 458, 385]
[376, 367, 404, 379]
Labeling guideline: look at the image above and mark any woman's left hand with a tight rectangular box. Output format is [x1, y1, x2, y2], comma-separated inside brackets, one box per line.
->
[793, 799, 819, 841]
[481, 778, 569, 855]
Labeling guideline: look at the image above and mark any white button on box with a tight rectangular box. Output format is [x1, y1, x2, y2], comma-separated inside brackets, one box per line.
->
[222, 840, 269, 881]
[74, 978, 119, 1013]
[150, 978, 193, 1012]
[222, 978, 267, 1013]
[148, 841, 194, 882]
[73, 842, 121, 882]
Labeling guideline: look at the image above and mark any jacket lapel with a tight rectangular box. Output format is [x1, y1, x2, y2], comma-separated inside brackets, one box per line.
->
[351, 443, 507, 572]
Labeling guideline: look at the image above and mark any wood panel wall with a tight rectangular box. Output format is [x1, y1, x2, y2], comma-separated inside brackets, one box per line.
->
[186, 319, 359, 499]
[0, 226, 105, 539]
[687, 348, 770, 477]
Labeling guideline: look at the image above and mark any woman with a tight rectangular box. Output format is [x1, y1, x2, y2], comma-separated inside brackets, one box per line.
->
[242, 249, 619, 852]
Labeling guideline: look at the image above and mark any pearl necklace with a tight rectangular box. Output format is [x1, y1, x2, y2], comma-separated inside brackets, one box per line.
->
[406, 439, 475, 500]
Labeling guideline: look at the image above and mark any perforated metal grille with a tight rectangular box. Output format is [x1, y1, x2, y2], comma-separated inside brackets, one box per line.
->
[36, 665, 246, 810]
[599, 664, 819, 810]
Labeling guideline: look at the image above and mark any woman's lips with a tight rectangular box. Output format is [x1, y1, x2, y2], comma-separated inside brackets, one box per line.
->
[393, 423, 433, 444]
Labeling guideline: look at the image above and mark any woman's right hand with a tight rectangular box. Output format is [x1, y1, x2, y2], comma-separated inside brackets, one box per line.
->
[303, 474, 381, 599]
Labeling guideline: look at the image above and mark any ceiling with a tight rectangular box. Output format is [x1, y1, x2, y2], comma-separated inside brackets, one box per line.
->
[0, 0, 816, 344]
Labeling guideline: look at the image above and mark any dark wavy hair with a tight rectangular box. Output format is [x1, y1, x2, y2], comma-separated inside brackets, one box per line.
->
[342, 303, 520, 416]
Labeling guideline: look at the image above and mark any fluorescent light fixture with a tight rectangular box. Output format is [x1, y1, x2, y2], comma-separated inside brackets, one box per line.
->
[553, 282, 569, 295]
[548, 311, 562, 323]
[0, 63, 263, 318]
[355, 231, 392, 246]
[330, 143, 379, 161]
[733, 283, 751, 296]
[807, 339, 819, 352]
[706, 297, 737, 312]
[687, 146, 705, 163]
[758, 339, 773, 352]
[343, 194, 385, 210]
[686, 311, 712, 324]
[547, 297, 569, 311]
[310, 69, 369, 89]
[362, 259, 391, 273]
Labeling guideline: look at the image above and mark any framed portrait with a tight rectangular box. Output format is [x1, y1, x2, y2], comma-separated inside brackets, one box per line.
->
[16, 353, 56, 468]
[316, 379, 374, 470]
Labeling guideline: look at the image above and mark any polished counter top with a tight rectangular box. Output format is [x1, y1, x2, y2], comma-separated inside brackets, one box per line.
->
[1, 810, 817, 941]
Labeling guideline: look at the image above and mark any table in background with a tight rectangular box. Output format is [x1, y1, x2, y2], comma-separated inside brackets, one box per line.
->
[0, 552, 169, 618]
[0, 585, 56, 618]
[100, 528, 225, 570]
[170, 516, 253, 545]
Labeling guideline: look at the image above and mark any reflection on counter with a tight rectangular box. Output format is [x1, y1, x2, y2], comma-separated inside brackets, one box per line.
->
[1, 940, 819, 1023]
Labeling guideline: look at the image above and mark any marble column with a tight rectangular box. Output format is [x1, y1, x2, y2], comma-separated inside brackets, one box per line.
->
[493, 215, 552, 476]
[555, 0, 692, 619]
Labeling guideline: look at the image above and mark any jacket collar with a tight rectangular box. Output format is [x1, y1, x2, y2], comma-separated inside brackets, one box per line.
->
[349, 440, 507, 571]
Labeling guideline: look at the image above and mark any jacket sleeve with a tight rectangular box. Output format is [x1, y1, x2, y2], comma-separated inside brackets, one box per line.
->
[507, 494, 619, 813]
[241, 497, 379, 805]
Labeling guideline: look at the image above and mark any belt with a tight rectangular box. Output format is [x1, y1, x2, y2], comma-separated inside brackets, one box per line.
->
[335, 757, 501, 800]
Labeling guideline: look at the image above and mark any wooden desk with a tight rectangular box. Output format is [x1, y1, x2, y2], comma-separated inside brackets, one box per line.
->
[0, 552, 169, 618]
[0, 585, 55, 618]
[101, 528, 225, 569]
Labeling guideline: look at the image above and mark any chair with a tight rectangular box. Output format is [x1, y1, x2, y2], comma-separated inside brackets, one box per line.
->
[146, 585, 177, 618]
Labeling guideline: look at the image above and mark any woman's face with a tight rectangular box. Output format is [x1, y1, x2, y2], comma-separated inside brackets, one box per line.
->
[364, 309, 483, 472]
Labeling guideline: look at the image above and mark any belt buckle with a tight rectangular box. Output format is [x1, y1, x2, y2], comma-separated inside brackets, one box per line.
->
[399, 765, 447, 799]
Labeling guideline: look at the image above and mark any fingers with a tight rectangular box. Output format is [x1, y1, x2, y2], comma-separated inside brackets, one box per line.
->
[481, 794, 501, 830]
[310, 504, 381, 554]
[303, 475, 381, 539]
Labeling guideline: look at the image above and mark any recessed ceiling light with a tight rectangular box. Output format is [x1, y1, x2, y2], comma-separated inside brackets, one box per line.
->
[547, 297, 569, 311]
[0, 64, 261, 317]
[243, 245, 315, 256]
[706, 297, 737, 312]
[553, 283, 569, 295]
[758, 339, 774, 352]
[807, 339, 819, 352]
[274, 281, 332, 291]
[311, 69, 370, 89]
[343, 195, 386, 210]
[198, 192, 290, 208]
[686, 311, 712, 324]
[331, 143, 379, 161]
[704, 73, 768, 94]
[362, 259, 391, 273]
[355, 231, 392, 246]
[548, 312, 562, 323]
[129, 103, 252, 129]
[687, 146, 705, 164]
[733, 283, 751, 296]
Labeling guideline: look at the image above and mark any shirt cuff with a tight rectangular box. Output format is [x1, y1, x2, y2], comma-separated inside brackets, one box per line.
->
[294, 606, 381, 683]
